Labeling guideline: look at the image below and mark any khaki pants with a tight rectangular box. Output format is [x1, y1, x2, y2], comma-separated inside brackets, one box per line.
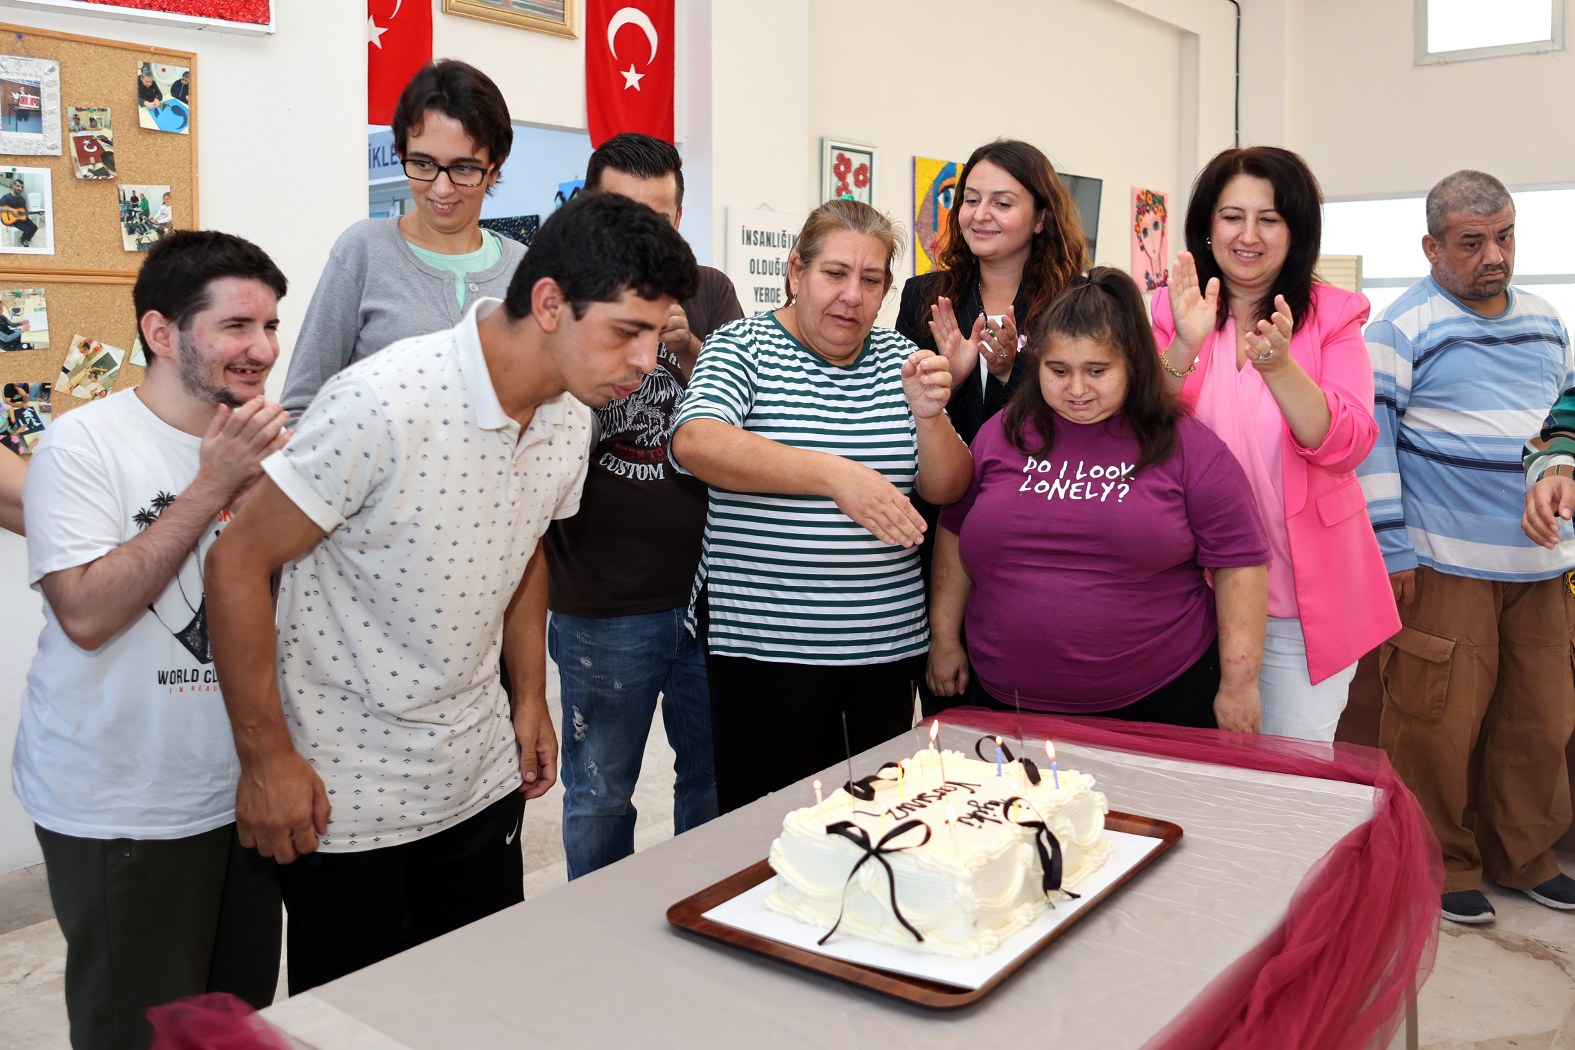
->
[1378, 566, 1575, 893]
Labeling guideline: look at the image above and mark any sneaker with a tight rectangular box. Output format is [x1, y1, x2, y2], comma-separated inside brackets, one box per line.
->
[1522, 873, 1575, 910]
[1441, 889, 1495, 924]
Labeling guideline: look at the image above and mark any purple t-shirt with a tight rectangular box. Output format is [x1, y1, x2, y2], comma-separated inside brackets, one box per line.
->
[938, 412, 1268, 711]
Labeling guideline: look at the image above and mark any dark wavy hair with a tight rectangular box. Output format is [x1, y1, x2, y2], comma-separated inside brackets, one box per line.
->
[1003, 267, 1178, 477]
[393, 60, 512, 196]
[925, 140, 1087, 334]
[134, 230, 288, 366]
[503, 192, 698, 321]
[1182, 146, 1322, 331]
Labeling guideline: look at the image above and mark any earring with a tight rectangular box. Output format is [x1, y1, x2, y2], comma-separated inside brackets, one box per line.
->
[1205, 237, 1212, 246]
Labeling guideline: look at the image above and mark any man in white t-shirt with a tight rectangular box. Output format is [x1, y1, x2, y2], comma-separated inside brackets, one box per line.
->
[205, 192, 698, 993]
[13, 230, 291, 1049]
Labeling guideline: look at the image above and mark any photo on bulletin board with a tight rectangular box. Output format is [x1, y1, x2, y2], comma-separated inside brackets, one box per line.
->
[1, 381, 52, 456]
[118, 183, 171, 252]
[823, 139, 875, 206]
[135, 61, 191, 135]
[68, 106, 116, 179]
[913, 156, 961, 276]
[0, 166, 54, 255]
[58, 334, 125, 401]
[0, 288, 48, 352]
[0, 53, 62, 156]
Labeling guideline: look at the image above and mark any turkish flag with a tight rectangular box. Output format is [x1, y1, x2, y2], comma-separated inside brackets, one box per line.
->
[586, 0, 674, 146]
[368, 0, 432, 126]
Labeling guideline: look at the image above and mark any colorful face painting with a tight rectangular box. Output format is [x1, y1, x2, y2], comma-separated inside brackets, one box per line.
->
[1131, 187, 1169, 292]
[913, 157, 960, 276]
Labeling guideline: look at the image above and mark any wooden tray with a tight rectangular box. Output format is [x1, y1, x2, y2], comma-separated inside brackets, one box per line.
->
[666, 810, 1182, 1009]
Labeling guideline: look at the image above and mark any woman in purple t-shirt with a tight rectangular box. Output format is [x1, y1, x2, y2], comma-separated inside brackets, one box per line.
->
[927, 268, 1271, 731]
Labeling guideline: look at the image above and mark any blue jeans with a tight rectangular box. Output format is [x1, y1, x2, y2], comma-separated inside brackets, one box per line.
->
[549, 607, 718, 879]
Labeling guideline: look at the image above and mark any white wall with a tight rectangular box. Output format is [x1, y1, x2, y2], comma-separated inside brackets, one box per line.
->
[0, 0, 1238, 873]
[1284, 0, 1575, 199]
[803, 0, 1236, 323]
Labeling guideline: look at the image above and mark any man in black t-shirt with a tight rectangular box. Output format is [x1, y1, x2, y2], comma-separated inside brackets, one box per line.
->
[545, 134, 742, 879]
[1, 180, 36, 248]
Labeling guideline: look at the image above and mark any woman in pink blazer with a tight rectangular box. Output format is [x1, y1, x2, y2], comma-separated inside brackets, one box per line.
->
[1152, 146, 1398, 741]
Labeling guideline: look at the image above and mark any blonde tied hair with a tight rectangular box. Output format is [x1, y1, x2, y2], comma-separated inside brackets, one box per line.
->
[784, 199, 906, 306]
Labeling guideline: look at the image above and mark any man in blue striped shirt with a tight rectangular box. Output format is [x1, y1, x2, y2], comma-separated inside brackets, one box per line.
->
[1358, 169, 1575, 927]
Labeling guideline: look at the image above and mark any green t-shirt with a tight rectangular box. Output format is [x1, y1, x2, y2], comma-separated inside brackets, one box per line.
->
[407, 230, 504, 307]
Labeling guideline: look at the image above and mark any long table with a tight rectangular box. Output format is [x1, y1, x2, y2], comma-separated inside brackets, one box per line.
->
[261, 725, 1379, 1048]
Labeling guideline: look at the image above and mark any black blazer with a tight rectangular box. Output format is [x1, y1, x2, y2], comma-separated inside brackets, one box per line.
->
[894, 270, 1031, 446]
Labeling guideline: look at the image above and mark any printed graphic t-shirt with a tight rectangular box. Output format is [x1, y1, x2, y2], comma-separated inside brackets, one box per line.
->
[939, 413, 1268, 711]
[14, 389, 241, 839]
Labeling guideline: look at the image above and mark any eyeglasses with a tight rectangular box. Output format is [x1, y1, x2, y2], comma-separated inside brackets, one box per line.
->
[401, 158, 492, 188]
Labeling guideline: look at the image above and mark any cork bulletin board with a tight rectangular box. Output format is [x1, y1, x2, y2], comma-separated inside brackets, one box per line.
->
[0, 21, 199, 431]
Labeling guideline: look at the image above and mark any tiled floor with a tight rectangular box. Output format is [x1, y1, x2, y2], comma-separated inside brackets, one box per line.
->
[2, 700, 1572, 1048]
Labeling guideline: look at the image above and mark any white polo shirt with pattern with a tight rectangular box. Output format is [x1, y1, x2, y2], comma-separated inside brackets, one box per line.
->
[263, 298, 590, 851]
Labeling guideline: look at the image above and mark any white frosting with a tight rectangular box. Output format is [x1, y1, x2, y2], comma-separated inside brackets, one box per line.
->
[765, 748, 1111, 957]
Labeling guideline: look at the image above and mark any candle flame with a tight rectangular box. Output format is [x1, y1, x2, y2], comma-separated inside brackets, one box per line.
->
[929, 720, 940, 746]
[1045, 740, 1056, 762]
[995, 735, 1002, 746]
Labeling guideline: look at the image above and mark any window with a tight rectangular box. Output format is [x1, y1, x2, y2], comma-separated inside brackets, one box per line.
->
[1323, 187, 1575, 325]
[1417, 0, 1563, 64]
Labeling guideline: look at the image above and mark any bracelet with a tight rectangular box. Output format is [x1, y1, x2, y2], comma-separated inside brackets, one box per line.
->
[1159, 349, 1196, 379]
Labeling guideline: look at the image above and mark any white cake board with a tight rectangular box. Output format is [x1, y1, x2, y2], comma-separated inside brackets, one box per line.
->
[703, 829, 1164, 990]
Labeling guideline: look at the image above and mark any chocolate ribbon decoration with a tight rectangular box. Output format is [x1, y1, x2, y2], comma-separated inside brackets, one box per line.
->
[818, 819, 932, 946]
[974, 735, 1040, 784]
[842, 761, 901, 802]
[1004, 797, 1080, 901]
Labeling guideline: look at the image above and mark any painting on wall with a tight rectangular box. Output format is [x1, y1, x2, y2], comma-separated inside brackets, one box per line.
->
[1131, 187, 1168, 291]
[912, 156, 961, 276]
[822, 139, 875, 206]
[443, 0, 576, 39]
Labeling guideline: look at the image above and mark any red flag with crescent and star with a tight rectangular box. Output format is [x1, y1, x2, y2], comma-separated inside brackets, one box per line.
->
[368, 0, 432, 126]
[586, 0, 675, 146]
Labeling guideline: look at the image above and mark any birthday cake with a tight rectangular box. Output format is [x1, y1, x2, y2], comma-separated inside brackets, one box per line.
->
[764, 745, 1111, 958]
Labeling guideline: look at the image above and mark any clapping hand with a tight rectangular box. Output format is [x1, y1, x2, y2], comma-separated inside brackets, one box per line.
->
[1167, 251, 1220, 358]
[1245, 296, 1294, 371]
[928, 297, 987, 387]
[980, 306, 1020, 381]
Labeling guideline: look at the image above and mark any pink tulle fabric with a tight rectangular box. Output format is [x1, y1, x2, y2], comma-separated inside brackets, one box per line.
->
[948, 707, 1443, 1050]
[149, 992, 289, 1050]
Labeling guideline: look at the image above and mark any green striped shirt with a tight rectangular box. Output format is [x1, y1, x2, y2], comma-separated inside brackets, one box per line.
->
[673, 314, 928, 664]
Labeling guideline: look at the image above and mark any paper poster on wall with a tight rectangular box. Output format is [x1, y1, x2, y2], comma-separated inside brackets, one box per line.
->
[59, 335, 126, 401]
[68, 107, 116, 179]
[1131, 187, 1168, 291]
[1, 289, 49, 352]
[0, 54, 62, 156]
[724, 207, 808, 316]
[1, 382, 52, 456]
[478, 214, 540, 247]
[119, 184, 172, 252]
[0, 166, 54, 255]
[554, 179, 584, 209]
[913, 156, 960, 276]
[135, 62, 191, 135]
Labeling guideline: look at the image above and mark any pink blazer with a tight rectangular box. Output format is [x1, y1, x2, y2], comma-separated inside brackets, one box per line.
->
[1152, 283, 1400, 683]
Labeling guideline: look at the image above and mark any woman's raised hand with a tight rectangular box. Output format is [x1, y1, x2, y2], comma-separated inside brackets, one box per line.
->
[929, 297, 987, 387]
[1167, 251, 1220, 356]
[902, 349, 954, 420]
[981, 305, 1020, 382]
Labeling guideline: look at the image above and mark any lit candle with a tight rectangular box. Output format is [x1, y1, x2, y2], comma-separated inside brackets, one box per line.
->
[994, 736, 1004, 777]
[929, 719, 940, 751]
[1045, 741, 1060, 790]
[813, 778, 823, 815]
[897, 758, 908, 802]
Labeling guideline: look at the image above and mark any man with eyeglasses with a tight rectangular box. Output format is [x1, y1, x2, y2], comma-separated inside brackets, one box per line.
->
[279, 60, 523, 421]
